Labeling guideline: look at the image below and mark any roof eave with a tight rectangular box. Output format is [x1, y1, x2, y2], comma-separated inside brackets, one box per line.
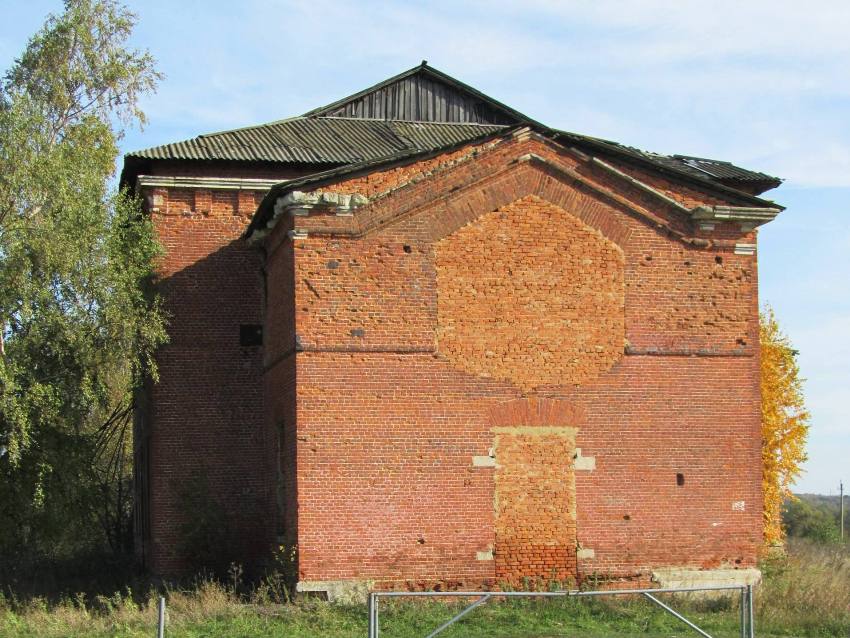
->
[548, 129, 784, 211]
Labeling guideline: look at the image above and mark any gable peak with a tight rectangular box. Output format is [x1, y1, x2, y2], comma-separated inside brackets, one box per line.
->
[302, 62, 536, 126]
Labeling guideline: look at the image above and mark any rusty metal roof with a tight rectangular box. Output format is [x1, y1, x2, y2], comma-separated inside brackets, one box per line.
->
[126, 117, 508, 164]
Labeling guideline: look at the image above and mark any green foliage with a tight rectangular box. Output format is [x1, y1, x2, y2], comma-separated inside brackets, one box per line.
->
[757, 539, 850, 635]
[0, 0, 164, 564]
[783, 494, 846, 544]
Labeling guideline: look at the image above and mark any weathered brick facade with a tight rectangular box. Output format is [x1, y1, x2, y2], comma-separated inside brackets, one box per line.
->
[125, 64, 781, 594]
[435, 195, 625, 391]
[133, 164, 312, 573]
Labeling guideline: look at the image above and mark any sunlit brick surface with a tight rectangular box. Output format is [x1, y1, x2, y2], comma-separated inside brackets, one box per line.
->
[494, 427, 577, 584]
[435, 195, 625, 391]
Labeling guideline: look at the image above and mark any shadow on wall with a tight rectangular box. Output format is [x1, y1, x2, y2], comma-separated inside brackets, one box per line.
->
[145, 234, 276, 578]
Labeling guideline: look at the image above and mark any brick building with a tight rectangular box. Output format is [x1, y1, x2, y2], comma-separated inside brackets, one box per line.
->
[121, 63, 784, 598]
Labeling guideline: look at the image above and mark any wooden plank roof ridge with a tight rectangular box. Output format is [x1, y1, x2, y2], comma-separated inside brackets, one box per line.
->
[301, 61, 540, 126]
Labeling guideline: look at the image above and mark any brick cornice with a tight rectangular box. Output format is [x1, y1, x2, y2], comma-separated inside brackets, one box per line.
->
[266, 138, 772, 252]
[255, 133, 780, 250]
[273, 141, 638, 247]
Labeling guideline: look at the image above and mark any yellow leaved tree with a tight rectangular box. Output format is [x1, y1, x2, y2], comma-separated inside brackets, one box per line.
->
[761, 307, 810, 546]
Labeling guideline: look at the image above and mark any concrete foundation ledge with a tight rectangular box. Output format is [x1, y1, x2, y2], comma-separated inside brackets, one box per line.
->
[296, 579, 374, 604]
[651, 567, 761, 592]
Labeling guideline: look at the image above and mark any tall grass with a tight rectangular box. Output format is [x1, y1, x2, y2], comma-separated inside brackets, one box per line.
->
[1, 541, 848, 637]
[756, 539, 850, 635]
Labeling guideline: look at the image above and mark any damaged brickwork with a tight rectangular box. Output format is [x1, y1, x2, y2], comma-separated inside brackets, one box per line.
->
[435, 195, 625, 391]
[258, 135, 763, 590]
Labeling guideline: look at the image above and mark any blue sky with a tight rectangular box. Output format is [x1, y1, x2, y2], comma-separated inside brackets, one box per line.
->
[2, 1, 848, 494]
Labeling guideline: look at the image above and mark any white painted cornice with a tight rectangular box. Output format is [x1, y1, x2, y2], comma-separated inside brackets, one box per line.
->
[136, 175, 282, 191]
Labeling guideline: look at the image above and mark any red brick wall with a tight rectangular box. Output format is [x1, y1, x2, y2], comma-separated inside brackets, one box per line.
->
[142, 129, 765, 585]
[435, 195, 625, 391]
[494, 426, 577, 584]
[140, 164, 312, 575]
[264, 212, 299, 574]
[560, 354, 763, 578]
[320, 144, 495, 199]
[261, 134, 764, 588]
[289, 353, 760, 588]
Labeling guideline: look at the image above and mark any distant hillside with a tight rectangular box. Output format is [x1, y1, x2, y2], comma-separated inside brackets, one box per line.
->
[784, 493, 848, 542]
[796, 493, 844, 506]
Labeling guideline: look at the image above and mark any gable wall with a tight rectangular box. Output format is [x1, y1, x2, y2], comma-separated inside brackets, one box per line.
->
[315, 73, 518, 124]
[267, 135, 763, 588]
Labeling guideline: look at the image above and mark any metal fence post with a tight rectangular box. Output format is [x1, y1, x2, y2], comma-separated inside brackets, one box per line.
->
[367, 592, 379, 638]
[739, 586, 746, 638]
[747, 584, 754, 638]
[157, 596, 166, 638]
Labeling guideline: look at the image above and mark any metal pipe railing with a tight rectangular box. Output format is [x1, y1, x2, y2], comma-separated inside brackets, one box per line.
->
[367, 583, 755, 638]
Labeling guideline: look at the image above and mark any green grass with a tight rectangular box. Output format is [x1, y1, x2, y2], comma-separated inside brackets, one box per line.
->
[0, 595, 750, 638]
[1, 540, 848, 637]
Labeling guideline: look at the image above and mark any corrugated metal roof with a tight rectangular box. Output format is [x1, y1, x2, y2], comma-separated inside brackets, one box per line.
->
[553, 129, 781, 189]
[125, 63, 781, 196]
[667, 155, 778, 182]
[127, 117, 507, 164]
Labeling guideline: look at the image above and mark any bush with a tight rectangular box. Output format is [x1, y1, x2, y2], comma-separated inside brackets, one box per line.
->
[783, 494, 845, 544]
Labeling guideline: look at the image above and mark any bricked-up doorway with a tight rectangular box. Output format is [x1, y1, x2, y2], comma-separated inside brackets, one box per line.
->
[493, 426, 578, 585]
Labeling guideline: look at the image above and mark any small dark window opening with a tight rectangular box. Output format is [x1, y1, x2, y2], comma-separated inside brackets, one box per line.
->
[676, 473, 685, 486]
[240, 324, 263, 347]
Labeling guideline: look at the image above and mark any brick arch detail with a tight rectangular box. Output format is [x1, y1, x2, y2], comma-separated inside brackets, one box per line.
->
[422, 163, 633, 248]
[300, 149, 636, 248]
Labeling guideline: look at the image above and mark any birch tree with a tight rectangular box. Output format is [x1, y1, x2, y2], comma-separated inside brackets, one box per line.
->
[0, 0, 165, 560]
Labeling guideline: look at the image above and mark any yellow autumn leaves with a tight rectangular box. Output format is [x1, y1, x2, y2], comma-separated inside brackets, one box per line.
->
[761, 307, 810, 546]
